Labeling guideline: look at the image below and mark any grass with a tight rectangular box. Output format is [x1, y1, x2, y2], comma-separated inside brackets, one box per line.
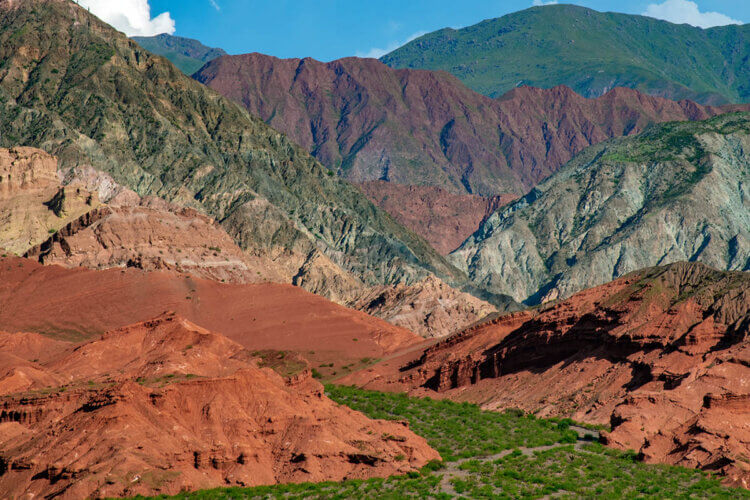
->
[134, 386, 748, 499]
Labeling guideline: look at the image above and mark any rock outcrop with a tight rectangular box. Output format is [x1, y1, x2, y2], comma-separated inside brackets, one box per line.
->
[451, 113, 750, 305]
[344, 262, 750, 486]
[351, 276, 499, 338]
[0, 314, 439, 498]
[195, 53, 749, 197]
[24, 199, 290, 285]
[0, 147, 98, 254]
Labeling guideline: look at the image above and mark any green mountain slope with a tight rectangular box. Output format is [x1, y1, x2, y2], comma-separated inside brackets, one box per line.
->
[450, 112, 750, 304]
[382, 4, 750, 104]
[132, 33, 226, 75]
[0, 0, 461, 296]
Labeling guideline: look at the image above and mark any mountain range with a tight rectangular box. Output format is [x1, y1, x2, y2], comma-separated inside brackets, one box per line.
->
[383, 4, 750, 105]
[0, 0, 461, 304]
[0, 0, 749, 495]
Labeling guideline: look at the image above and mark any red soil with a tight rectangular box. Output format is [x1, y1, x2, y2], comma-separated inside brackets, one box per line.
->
[0, 257, 420, 368]
[0, 313, 439, 498]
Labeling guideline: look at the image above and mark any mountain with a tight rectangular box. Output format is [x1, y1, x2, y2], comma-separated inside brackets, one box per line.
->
[356, 181, 516, 254]
[0, 0, 460, 303]
[194, 53, 747, 201]
[0, 313, 438, 498]
[450, 112, 750, 305]
[382, 4, 750, 104]
[343, 262, 750, 487]
[131, 33, 226, 75]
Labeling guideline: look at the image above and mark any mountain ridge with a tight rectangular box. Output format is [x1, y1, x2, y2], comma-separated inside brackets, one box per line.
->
[0, 0, 462, 301]
[382, 4, 750, 104]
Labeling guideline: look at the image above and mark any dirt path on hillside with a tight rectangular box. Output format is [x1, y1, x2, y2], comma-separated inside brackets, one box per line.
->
[439, 426, 601, 496]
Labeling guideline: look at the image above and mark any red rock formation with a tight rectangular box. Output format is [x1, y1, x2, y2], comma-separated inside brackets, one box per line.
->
[357, 181, 516, 254]
[24, 199, 289, 285]
[195, 54, 750, 197]
[0, 314, 439, 498]
[343, 263, 750, 486]
[0, 147, 99, 254]
[0, 257, 420, 369]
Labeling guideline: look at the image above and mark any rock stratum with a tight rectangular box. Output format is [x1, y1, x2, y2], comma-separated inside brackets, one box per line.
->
[0, 147, 99, 254]
[0, 147, 505, 338]
[451, 113, 750, 305]
[194, 52, 749, 197]
[344, 262, 750, 487]
[0, 313, 438, 498]
[350, 275, 499, 339]
[0, 0, 461, 302]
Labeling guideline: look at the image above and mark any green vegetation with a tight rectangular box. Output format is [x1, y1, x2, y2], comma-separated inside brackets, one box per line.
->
[382, 4, 750, 104]
[327, 385, 577, 461]
[131, 34, 226, 75]
[137, 386, 748, 499]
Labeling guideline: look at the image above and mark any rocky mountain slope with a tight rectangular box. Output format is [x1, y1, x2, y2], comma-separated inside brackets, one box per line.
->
[195, 53, 747, 198]
[350, 275, 499, 338]
[0, 313, 438, 498]
[383, 4, 750, 104]
[0, 0, 460, 302]
[357, 182, 515, 254]
[343, 263, 750, 487]
[451, 112, 750, 305]
[132, 33, 226, 75]
[0, 146, 505, 338]
[0, 147, 99, 254]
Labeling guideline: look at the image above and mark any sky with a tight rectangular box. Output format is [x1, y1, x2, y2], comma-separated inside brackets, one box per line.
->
[77, 0, 750, 61]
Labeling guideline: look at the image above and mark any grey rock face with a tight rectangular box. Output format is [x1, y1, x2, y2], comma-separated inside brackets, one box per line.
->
[451, 113, 750, 304]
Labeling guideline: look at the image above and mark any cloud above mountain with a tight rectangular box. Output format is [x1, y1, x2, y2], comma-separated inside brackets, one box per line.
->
[643, 0, 741, 28]
[356, 30, 428, 59]
[77, 0, 176, 36]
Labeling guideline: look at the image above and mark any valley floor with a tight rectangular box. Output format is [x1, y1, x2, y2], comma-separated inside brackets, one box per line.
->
[138, 387, 749, 499]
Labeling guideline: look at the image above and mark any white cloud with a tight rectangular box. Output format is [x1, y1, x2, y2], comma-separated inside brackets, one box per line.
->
[209, 0, 221, 12]
[77, 0, 176, 36]
[642, 0, 741, 28]
[532, 0, 558, 5]
[356, 30, 428, 59]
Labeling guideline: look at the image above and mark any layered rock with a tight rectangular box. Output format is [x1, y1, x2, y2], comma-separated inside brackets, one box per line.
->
[24, 199, 289, 285]
[0, 314, 439, 498]
[451, 113, 750, 305]
[195, 53, 748, 197]
[351, 276, 499, 338]
[343, 262, 750, 486]
[0, 147, 98, 254]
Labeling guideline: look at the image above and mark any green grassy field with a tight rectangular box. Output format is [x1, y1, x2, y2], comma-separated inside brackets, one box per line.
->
[137, 385, 749, 499]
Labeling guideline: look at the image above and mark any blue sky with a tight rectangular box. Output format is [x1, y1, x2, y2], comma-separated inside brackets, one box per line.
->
[84, 1, 750, 61]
